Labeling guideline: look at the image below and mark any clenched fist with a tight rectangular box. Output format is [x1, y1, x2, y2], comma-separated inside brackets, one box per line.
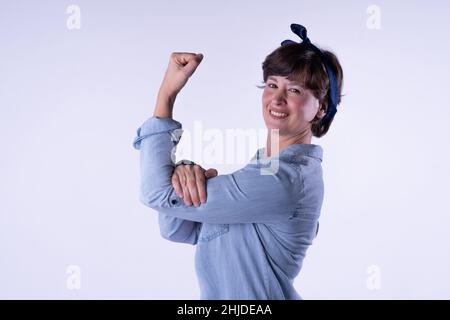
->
[159, 52, 204, 98]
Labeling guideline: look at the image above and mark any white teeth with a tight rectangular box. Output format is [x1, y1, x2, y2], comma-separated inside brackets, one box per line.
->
[270, 110, 288, 118]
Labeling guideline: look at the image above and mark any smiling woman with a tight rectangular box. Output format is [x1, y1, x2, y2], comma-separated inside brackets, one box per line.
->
[133, 23, 344, 300]
[258, 41, 343, 140]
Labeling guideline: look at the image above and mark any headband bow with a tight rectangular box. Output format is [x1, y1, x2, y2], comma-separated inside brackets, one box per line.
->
[281, 23, 339, 125]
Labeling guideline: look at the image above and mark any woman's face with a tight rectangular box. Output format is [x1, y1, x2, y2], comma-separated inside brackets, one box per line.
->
[262, 75, 322, 136]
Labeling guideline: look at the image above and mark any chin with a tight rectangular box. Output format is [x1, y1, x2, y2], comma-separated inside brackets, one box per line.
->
[264, 123, 288, 136]
[265, 123, 282, 130]
[263, 115, 285, 130]
[263, 117, 278, 130]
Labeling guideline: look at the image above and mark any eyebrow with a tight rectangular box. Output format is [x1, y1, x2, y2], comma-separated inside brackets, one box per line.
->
[267, 76, 302, 86]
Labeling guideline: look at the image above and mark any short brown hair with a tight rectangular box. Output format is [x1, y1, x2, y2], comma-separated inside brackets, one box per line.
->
[261, 43, 344, 137]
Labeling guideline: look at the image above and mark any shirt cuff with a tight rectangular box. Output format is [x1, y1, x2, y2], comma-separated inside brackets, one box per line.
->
[132, 116, 182, 150]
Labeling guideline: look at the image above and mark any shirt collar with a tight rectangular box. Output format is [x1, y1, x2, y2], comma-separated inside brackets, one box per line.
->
[250, 143, 323, 164]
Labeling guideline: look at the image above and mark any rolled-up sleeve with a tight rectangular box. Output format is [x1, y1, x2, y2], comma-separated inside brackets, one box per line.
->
[133, 116, 302, 224]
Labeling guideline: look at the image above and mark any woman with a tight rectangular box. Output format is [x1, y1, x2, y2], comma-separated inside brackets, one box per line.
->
[133, 24, 343, 299]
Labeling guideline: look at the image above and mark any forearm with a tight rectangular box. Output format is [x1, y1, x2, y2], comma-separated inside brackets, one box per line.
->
[153, 88, 176, 119]
[152, 52, 203, 119]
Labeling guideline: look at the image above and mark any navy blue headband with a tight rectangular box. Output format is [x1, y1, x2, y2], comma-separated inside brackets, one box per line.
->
[281, 23, 338, 125]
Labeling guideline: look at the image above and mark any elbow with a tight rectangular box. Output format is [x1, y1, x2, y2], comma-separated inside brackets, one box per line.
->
[139, 182, 182, 211]
[160, 231, 183, 243]
[139, 187, 168, 210]
[159, 228, 197, 245]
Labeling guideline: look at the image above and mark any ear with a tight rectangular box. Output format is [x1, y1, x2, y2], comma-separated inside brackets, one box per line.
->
[315, 105, 326, 120]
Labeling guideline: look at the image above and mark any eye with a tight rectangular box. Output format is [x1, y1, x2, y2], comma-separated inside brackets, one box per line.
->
[289, 88, 301, 94]
[267, 83, 277, 89]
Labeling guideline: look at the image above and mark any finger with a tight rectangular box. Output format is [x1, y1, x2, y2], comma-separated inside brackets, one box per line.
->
[171, 173, 183, 198]
[183, 185, 193, 206]
[179, 171, 192, 206]
[174, 166, 188, 198]
[186, 167, 200, 207]
[204, 168, 218, 179]
[177, 53, 203, 78]
[194, 165, 207, 204]
[171, 52, 201, 61]
[172, 52, 203, 64]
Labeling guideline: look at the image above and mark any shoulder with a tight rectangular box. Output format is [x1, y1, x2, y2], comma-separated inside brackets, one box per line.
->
[232, 157, 304, 198]
[280, 144, 324, 184]
[288, 154, 323, 181]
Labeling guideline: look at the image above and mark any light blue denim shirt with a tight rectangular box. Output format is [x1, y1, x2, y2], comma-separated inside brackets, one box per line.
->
[133, 116, 324, 300]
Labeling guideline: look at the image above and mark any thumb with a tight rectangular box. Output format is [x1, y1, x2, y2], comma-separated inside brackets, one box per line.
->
[183, 53, 203, 78]
[204, 168, 218, 179]
[195, 53, 204, 62]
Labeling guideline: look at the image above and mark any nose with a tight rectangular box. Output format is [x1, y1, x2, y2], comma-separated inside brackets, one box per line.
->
[273, 91, 286, 105]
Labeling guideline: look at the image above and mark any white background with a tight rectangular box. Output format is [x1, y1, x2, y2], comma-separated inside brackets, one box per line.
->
[1, 0, 449, 299]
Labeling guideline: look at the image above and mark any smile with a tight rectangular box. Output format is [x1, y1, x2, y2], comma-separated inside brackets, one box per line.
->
[269, 109, 288, 119]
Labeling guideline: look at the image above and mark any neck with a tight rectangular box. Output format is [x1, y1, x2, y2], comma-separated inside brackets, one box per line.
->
[265, 128, 312, 157]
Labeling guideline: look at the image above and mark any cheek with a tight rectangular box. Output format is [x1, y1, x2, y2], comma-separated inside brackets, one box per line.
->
[288, 96, 319, 120]
[298, 93, 318, 110]
[303, 100, 320, 120]
[286, 96, 305, 115]
[262, 90, 271, 106]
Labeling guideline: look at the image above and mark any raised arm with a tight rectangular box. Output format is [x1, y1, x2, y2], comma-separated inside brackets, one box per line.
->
[148, 52, 204, 244]
[153, 52, 204, 119]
